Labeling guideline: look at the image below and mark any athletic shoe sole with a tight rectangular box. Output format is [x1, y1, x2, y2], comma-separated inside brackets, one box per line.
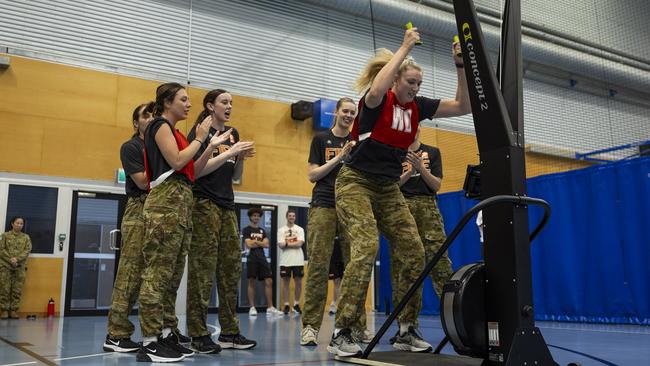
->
[300, 340, 317, 346]
[136, 352, 185, 363]
[103, 343, 139, 353]
[189, 342, 221, 354]
[392, 343, 432, 353]
[218, 341, 256, 350]
[326, 345, 362, 357]
[189, 346, 221, 354]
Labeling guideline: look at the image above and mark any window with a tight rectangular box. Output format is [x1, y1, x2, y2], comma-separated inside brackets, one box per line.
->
[5, 185, 58, 254]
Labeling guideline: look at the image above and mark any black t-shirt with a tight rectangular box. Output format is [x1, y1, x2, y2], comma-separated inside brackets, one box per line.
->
[120, 135, 148, 198]
[348, 92, 440, 181]
[144, 117, 174, 182]
[188, 126, 240, 210]
[243, 225, 267, 262]
[308, 130, 351, 208]
[400, 143, 443, 198]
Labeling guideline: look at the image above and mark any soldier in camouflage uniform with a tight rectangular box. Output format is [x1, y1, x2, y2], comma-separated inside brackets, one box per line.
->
[328, 28, 469, 357]
[301, 98, 371, 347]
[104, 103, 154, 353]
[390, 127, 453, 342]
[135, 83, 224, 363]
[0, 217, 32, 319]
[186, 89, 256, 354]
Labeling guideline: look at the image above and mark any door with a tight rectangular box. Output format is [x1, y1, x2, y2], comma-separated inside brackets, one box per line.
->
[64, 191, 126, 316]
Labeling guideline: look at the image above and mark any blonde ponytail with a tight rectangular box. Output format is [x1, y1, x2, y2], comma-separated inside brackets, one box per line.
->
[353, 48, 422, 94]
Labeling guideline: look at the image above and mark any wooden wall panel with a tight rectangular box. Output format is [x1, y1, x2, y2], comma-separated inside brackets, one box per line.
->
[18, 257, 64, 316]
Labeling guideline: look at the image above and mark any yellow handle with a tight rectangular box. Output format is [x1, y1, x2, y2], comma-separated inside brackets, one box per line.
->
[405, 22, 423, 45]
[453, 35, 462, 57]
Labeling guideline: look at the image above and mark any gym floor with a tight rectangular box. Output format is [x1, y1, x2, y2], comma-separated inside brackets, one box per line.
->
[0, 312, 648, 366]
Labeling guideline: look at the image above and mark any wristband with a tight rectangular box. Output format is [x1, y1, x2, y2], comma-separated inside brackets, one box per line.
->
[194, 138, 203, 144]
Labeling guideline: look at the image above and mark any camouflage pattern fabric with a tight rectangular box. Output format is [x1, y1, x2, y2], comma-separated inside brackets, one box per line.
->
[334, 166, 425, 329]
[138, 178, 193, 337]
[187, 197, 241, 336]
[0, 231, 31, 312]
[107, 195, 146, 338]
[391, 196, 453, 326]
[302, 206, 367, 332]
[406, 196, 452, 297]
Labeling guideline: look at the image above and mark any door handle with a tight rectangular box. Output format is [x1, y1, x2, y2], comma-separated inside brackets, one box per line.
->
[109, 229, 121, 250]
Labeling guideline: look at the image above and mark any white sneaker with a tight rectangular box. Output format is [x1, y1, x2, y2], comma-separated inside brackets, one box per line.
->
[329, 303, 337, 315]
[393, 326, 432, 353]
[249, 306, 257, 316]
[327, 328, 362, 357]
[266, 306, 281, 315]
[300, 325, 318, 346]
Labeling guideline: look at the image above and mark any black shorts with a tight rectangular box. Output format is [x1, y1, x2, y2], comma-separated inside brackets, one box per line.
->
[280, 265, 304, 278]
[329, 261, 345, 280]
[247, 260, 272, 280]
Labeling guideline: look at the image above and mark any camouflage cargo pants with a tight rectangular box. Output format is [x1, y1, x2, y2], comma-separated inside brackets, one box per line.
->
[107, 195, 146, 338]
[187, 198, 241, 336]
[335, 166, 425, 329]
[138, 178, 193, 337]
[302, 206, 366, 332]
[391, 196, 453, 320]
[0, 265, 26, 311]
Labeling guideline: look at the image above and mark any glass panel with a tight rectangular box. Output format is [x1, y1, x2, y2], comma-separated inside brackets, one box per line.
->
[70, 197, 118, 310]
[5, 185, 58, 254]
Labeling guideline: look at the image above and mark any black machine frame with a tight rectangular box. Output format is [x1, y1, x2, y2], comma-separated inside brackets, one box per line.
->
[338, 0, 563, 365]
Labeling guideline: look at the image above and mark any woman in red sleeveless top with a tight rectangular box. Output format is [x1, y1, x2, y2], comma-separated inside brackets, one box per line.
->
[136, 83, 230, 363]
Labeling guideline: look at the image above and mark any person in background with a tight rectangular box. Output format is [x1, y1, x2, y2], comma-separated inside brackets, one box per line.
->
[104, 102, 155, 353]
[277, 209, 305, 315]
[244, 207, 282, 316]
[186, 88, 256, 353]
[0, 217, 32, 320]
[389, 125, 453, 344]
[301, 97, 370, 346]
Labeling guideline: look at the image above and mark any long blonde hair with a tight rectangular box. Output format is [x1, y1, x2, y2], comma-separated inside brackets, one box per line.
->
[353, 48, 422, 93]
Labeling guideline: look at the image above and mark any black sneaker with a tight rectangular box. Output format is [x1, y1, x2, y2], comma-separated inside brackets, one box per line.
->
[136, 341, 184, 363]
[173, 329, 191, 344]
[283, 304, 290, 314]
[103, 334, 140, 353]
[190, 335, 222, 354]
[293, 304, 302, 314]
[218, 333, 257, 350]
[161, 333, 195, 357]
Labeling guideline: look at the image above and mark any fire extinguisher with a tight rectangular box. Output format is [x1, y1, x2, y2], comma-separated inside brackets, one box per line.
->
[47, 298, 55, 317]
